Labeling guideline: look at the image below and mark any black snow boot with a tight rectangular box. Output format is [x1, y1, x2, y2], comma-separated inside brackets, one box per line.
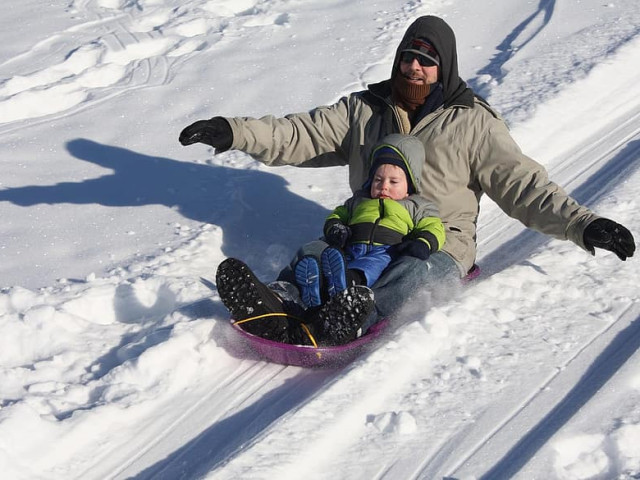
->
[216, 258, 291, 343]
[312, 285, 375, 346]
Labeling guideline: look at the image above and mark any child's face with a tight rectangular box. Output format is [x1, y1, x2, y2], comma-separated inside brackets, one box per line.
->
[370, 164, 409, 200]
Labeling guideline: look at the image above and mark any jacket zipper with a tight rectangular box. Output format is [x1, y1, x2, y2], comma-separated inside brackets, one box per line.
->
[380, 97, 406, 133]
[366, 198, 385, 249]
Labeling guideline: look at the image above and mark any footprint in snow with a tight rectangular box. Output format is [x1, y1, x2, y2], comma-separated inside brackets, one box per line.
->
[367, 411, 418, 435]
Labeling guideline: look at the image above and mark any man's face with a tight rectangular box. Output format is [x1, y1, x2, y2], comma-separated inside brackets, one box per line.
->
[399, 55, 439, 85]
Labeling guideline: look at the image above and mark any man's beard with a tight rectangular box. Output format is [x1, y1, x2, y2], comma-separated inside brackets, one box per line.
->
[392, 73, 431, 112]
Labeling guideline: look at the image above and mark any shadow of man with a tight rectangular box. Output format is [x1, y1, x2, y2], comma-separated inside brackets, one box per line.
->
[0, 138, 330, 273]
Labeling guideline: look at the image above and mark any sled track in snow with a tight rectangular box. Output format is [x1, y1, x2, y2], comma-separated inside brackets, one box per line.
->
[110, 360, 289, 479]
[438, 302, 640, 479]
[103, 350, 334, 480]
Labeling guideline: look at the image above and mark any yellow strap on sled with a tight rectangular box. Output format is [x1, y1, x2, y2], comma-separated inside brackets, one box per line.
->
[300, 323, 319, 349]
[232, 313, 319, 349]
[232, 312, 293, 325]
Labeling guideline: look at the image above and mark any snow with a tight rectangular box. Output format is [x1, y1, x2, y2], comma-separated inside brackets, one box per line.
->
[0, 0, 639, 478]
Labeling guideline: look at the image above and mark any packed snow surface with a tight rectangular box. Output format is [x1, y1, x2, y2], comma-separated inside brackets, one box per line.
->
[1, 0, 639, 479]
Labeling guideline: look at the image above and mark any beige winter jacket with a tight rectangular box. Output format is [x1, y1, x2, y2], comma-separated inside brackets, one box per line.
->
[225, 88, 596, 275]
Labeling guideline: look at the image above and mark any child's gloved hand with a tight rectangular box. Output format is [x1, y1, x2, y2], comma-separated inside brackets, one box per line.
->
[394, 239, 431, 260]
[324, 222, 351, 248]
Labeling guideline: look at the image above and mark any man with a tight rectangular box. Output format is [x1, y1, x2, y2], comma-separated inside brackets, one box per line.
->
[180, 15, 635, 337]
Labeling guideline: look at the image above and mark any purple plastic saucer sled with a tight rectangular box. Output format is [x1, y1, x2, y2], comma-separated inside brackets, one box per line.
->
[228, 264, 480, 367]
[231, 319, 389, 368]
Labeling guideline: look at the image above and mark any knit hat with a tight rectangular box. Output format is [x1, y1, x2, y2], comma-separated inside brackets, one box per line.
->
[401, 38, 440, 66]
[368, 146, 415, 194]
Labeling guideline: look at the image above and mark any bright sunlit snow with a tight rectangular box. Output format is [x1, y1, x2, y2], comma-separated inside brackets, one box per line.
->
[1, 1, 639, 479]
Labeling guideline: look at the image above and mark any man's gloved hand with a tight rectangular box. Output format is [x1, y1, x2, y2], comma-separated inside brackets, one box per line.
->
[393, 239, 431, 260]
[324, 222, 351, 248]
[583, 218, 635, 261]
[179, 117, 233, 150]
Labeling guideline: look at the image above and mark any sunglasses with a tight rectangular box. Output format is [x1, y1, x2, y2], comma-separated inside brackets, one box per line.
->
[400, 51, 438, 67]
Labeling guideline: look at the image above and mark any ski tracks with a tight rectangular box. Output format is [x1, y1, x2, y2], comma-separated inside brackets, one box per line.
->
[454, 302, 640, 479]
[422, 296, 640, 479]
[106, 358, 332, 480]
[0, 0, 290, 132]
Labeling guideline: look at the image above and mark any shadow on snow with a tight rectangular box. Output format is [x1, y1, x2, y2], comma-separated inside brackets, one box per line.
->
[0, 138, 330, 275]
[468, 0, 556, 95]
[479, 311, 640, 480]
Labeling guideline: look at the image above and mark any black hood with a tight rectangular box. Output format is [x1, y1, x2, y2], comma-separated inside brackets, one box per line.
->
[392, 16, 474, 108]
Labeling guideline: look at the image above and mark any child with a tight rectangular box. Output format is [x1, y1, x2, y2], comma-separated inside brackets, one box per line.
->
[295, 133, 445, 308]
[216, 134, 444, 346]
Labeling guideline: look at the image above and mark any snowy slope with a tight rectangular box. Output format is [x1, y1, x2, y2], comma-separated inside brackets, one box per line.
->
[1, 1, 639, 479]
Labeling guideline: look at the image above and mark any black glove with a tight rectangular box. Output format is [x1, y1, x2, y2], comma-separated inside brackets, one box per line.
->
[179, 117, 233, 150]
[324, 222, 351, 248]
[393, 239, 431, 260]
[583, 218, 635, 261]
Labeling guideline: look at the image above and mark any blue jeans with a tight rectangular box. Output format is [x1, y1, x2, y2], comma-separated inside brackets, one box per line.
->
[277, 240, 462, 330]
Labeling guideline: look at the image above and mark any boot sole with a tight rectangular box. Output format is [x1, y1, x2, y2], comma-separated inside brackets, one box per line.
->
[216, 258, 289, 342]
[295, 256, 322, 308]
[321, 247, 348, 298]
[318, 285, 375, 346]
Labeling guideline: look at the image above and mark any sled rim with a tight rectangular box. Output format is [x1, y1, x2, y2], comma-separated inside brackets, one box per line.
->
[230, 318, 389, 367]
